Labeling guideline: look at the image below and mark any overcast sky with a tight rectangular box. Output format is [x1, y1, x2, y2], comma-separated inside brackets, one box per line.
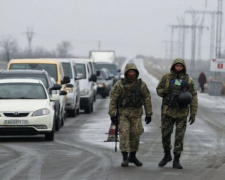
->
[0, 0, 224, 59]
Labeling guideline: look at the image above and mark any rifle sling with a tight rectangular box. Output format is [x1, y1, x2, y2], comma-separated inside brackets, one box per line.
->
[121, 80, 136, 97]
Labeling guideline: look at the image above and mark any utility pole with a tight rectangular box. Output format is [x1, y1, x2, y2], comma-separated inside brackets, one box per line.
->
[215, 0, 223, 59]
[169, 24, 208, 76]
[185, 8, 222, 59]
[191, 12, 197, 76]
[170, 26, 175, 61]
[98, 41, 101, 50]
[26, 27, 34, 55]
[215, 0, 223, 78]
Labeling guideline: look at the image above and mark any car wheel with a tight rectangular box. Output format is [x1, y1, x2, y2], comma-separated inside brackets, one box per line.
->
[102, 93, 107, 98]
[67, 108, 76, 117]
[63, 110, 67, 121]
[61, 111, 64, 127]
[55, 113, 60, 131]
[91, 102, 94, 112]
[76, 108, 80, 115]
[84, 104, 91, 114]
[45, 123, 55, 141]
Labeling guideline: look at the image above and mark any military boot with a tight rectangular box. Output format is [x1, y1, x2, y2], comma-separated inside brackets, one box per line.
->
[129, 151, 143, 166]
[158, 150, 172, 167]
[173, 154, 183, 169]
[121, 152, 129, 167]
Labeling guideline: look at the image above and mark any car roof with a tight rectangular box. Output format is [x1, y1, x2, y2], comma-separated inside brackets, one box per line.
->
[71, 58, 90, 64]
[9, 59, 60, 64]
[95, 61, 116, 64]
[51, 58, 71, 63]
[0, 78, 42, 84]
[0, 69, 48, 75]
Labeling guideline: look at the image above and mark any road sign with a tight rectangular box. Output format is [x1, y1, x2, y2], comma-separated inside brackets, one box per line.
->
[210, 59, 225, 72]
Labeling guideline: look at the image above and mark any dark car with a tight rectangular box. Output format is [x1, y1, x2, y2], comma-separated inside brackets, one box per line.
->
[96, 68, 114, 98]
[0, 69, 64, 131]
[95, 62, 121, 85]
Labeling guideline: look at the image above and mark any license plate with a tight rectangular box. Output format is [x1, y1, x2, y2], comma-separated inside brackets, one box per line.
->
[4, 120, 29, 125]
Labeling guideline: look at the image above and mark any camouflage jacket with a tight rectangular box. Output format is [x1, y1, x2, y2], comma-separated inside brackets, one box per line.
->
[156, 58, 198, 118]
[108, 63, 153, 117]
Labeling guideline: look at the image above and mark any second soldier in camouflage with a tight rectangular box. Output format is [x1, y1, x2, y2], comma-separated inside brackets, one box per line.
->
[156, 58, 198, 169]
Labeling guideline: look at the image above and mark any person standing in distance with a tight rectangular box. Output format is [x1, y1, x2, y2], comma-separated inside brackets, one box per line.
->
[198, 71, 207, 93]
[156, 58, 198, 169]
[108, 63, 153, 167]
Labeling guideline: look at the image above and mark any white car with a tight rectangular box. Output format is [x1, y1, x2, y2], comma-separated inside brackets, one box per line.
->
[72, 58, 96, 114]
[59, 59, 81, 117]
[0, 79, 61, 141]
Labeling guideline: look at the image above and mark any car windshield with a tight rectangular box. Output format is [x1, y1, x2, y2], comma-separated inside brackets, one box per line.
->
[0, 83, 47, 99]
[10, 64, 57, 82]
[75, 63, 86, 79]
[95, 63, 118, 75]
[0, 74, 48, 88]
[62, 62, 72, 79]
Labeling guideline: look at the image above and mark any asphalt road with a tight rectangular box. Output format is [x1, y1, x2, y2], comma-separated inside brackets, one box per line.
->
[0, 59, 225, 180]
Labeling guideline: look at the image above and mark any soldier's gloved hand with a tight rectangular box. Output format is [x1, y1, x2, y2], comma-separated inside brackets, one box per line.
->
[145, 116, 152, 124]
[110, 116, 117, 124]
[189, 114, 195, 125]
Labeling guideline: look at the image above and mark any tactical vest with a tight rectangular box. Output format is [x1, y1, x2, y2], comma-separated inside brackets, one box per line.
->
[165, 75, 189, 107]
[120, 79, 143, 108]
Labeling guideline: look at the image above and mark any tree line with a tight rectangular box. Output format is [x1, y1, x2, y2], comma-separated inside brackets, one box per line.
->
[0, 36, 74, 62]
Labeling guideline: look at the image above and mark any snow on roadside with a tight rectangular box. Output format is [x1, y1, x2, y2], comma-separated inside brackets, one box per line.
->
[136, 58, 225, 110]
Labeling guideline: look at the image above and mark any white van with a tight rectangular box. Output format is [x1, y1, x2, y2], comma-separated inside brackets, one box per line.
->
[71, 58, 95, 114]
[59, 59, 81, 117]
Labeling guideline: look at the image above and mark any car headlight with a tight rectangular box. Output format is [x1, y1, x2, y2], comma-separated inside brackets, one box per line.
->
[65, 87, 74, 93]
[97, 83, 106, 88]
[80, 89, 89, 96]
[32, 108, 50, 116]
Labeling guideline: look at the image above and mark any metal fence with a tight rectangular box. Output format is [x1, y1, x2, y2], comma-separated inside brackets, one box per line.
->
[208, 81, 223, 96]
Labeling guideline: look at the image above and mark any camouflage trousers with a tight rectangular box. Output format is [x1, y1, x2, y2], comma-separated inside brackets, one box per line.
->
[118, 114, 144, 153]
[161, 115, 187, 154]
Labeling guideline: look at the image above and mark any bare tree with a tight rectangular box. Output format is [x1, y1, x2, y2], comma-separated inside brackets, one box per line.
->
[56, 41, 73, 58]
[0, 36, 18, 61]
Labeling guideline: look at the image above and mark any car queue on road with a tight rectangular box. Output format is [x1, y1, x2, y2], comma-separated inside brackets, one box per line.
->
[0, 57, 122, 141]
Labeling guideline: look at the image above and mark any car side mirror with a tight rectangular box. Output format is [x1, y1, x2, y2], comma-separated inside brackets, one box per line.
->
[49, 83, 62, 91]
[61, 76, 70, 84]
[60, 90, 67, 95]
[89, 74, 97, 82]
[108, 75, 114, 80]
[96, 70, 100, 76]
[66, 84, 74, 88]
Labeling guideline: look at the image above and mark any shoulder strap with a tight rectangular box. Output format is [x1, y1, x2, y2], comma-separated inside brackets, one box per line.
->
[121, 80, 136, 97]
[185, 74, 189, 83]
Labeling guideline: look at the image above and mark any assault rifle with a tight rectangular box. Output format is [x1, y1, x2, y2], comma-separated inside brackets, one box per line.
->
[115, 97, 120, 152]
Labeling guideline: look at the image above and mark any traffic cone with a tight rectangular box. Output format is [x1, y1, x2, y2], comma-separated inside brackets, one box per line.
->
[104, 122, 119, 142]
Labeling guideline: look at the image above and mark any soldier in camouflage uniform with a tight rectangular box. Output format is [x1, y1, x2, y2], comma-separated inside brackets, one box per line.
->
[108, 63, 153, 167]
[156, 58, 198, 169]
